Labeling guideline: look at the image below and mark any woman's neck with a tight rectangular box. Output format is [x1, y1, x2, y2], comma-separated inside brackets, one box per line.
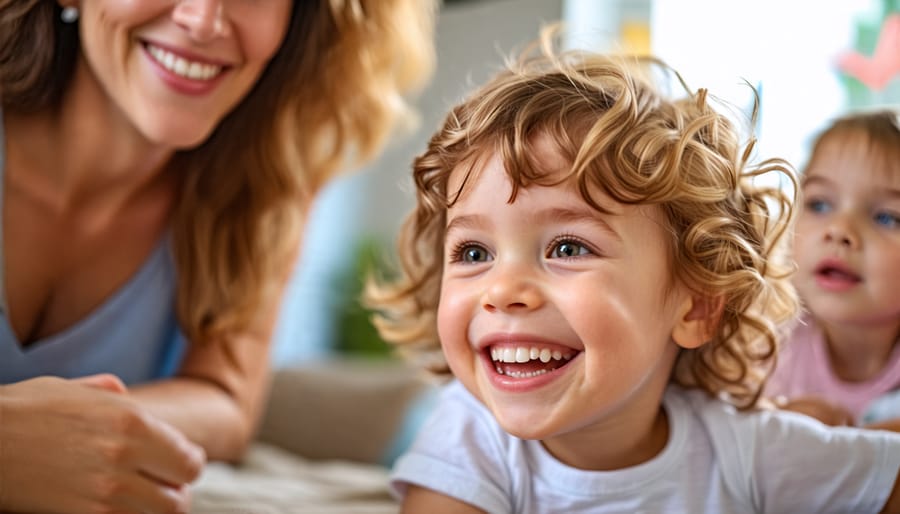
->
[819, 317, 900, 382]
[5, 61, 173, 215]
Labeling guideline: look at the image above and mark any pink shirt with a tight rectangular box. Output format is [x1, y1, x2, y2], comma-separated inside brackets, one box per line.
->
[766, 316, 900, 423]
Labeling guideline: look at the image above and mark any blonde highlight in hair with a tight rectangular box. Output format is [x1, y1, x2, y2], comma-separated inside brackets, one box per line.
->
[1, 0, 436, 344]
[368, 28, 798, 407]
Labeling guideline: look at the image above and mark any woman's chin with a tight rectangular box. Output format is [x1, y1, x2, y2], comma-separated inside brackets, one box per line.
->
[141, 120, 218, 151]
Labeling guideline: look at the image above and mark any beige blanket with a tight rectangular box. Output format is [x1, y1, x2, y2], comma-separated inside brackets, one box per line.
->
[190, 442, 398, 514]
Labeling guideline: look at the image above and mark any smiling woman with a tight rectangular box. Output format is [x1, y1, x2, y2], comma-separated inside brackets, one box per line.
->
[0, 0, 435, 512]
[72, 0, 293, 147]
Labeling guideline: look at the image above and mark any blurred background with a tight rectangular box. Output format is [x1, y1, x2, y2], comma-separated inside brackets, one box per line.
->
[271, 0, 900, 367]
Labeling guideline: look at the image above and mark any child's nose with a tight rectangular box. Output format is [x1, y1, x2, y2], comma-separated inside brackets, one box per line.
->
[481, 266, 544, 313]
[823, 216, 860, 249]
[172, 0, 232, 42]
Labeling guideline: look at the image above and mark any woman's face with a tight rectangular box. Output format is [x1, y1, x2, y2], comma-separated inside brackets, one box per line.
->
[69, 0, 293, 148]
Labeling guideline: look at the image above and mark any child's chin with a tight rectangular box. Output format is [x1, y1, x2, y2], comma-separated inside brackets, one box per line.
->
[493, 410, 556, 440]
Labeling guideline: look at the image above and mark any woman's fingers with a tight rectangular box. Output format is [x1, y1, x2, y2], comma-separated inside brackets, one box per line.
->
[0, 376, 203, 514]
[72, 373, 128, 394]
[119, 474, 193, 514]
[129, 409, 207, 486]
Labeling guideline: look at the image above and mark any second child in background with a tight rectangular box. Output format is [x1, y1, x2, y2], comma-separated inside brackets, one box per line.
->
[766, 111, 900, 430]
[369, 31, 900, 513]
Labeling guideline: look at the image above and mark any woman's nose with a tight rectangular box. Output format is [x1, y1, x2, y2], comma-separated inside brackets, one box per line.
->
[172, 0, 231, 42]
[481, 266, 544, 314]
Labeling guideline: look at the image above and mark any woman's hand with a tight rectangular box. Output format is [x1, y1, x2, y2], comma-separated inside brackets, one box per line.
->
[0, 374, 206, 514]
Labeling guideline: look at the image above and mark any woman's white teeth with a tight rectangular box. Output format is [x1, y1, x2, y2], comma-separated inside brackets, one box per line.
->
[490, 346, 573, 363]
[147, 44, 221, 80]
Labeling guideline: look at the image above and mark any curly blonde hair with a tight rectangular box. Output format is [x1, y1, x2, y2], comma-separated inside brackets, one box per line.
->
[369, 31, 798, 408]
[0, 0, 435, 344]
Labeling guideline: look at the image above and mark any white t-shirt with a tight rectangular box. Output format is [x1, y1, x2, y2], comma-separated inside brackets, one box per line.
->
[391, 381, 900, 513]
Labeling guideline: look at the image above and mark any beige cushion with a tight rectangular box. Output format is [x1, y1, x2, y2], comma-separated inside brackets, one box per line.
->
[255, 358, 431, 465]
[191, 442, 398, 514]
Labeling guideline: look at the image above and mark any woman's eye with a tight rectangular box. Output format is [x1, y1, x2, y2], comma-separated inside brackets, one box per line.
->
[874, 211, 900, 229]
[805, 198, 831, 214]
[551, 240, 591, 258]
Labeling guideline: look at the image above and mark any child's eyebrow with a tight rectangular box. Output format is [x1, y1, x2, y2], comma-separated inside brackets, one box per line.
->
[803, 175, 900, 198]
[541, 207, 622, 242]
[800, 175, 833, 188]
[444, 208, 621, 241]
[445, 214, 490, 234]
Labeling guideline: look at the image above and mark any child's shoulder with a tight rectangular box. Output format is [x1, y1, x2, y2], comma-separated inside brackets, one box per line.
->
[669, 384, 900, 510]
[670, 383, 831, 436]
[670, 383, 900, 468]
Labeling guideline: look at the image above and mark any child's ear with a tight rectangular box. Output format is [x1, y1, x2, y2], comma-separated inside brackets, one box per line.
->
[672, 293, 724, 349]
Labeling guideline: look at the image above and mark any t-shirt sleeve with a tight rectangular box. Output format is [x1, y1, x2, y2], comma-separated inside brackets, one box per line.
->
[390, 381, 513, 513]
[710, 402, 900, 513]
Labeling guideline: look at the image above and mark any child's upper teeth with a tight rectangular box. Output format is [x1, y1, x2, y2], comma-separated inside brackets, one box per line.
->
[490, 345, 574, 363]
[147, 44, 222, 81]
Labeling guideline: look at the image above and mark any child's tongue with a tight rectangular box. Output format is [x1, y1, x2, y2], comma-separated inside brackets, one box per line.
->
[819, 268, 860, 282]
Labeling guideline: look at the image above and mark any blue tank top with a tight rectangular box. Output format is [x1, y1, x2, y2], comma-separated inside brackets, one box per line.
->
[0, 111, 186, 385]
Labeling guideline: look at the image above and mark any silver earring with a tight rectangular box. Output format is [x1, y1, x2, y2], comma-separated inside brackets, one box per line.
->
[60, 6, 79, 23]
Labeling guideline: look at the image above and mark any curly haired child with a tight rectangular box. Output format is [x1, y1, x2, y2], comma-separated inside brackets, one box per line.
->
[368, 31, 900, 513]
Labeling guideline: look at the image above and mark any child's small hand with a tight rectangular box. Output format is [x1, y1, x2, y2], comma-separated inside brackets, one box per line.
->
[775, 395, 856, 427]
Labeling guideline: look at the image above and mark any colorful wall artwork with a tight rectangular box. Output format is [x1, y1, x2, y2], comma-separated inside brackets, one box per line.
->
[838, 0, 900, 108]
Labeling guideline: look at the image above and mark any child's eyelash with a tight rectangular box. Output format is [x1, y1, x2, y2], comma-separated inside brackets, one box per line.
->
[447, 240, 488, 263]
[546, 234, 596, 258]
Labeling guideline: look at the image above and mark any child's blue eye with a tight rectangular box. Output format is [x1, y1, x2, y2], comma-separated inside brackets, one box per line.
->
[550, 240, 591, 258]
[874, 211, 900, 229]
[805, 199, 831, 214]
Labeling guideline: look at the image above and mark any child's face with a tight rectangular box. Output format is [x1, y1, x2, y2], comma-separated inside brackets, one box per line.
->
[437, 144, 697, 443]
[793, 141, 900, 327]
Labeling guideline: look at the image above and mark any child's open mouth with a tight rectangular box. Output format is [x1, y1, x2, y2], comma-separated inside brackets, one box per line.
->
[487, 345, 578, 378]
[813, 260, 862, 292]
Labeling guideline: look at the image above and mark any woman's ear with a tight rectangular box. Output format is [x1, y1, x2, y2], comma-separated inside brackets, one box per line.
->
[672, 293, 725, 349]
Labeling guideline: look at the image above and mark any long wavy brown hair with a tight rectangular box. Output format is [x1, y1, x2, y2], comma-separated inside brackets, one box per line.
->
[368, 29, 798, 408]
[0, 0, 435, 344]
